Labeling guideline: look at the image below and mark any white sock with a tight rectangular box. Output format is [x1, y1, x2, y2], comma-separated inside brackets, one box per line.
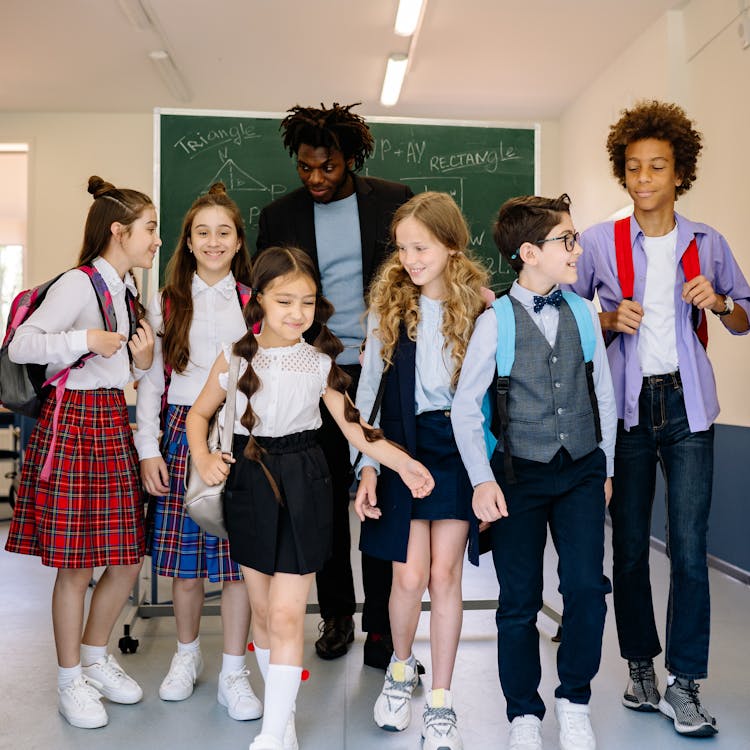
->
[177, 636, 201, 654]
[58, 663, 83, 690]
[390, 652, 416, 669]
[261, 664, 302, 741]
[221, 652, 246, 676]
[667, 673, 676, 686]
[254, 645, 270, 682]
[80, 644, 107, 667]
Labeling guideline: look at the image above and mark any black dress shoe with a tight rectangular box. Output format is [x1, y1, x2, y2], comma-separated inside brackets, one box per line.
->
[314, 615, 355, 660]
[363, 632, 426, 675]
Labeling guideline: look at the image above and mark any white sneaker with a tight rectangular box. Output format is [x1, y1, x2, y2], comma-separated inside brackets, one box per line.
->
[422, 689, 462, 750]
[218, 668, 263, 720]
[159, 649, 203, 701]
[508, 715, 543, 750]
[82, 654, 142, 704]
[58, 675, 108, 729]
[555, 698, 596, 750]
[248, 734, 284, 750]
[373, 660, 419, 731]
[283, 710, 299, 750]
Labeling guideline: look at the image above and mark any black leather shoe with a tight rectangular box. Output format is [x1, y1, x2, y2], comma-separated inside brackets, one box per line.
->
[363, 632, 425, 675]
[314, 616, 355, 660]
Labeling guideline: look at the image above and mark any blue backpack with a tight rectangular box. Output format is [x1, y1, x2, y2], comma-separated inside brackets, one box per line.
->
[481, 291, 602, 480]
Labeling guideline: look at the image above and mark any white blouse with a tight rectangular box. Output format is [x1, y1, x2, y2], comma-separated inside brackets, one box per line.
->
[134, 272, 247, 460]
[218, 341, 332, 437]
[8, 256, 138, 391]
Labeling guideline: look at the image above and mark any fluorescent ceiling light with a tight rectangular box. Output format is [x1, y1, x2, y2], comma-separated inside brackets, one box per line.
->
[394, 0, 425, 36]
[0, 143, 29, 153]
[149, 50, 191, 102]
[380, 54, 409, 107]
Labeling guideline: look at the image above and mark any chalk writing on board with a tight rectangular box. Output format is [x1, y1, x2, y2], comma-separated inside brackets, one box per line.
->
[172, 122, 261, 159]
[429, 144, 520, 174]
[400, 176, 464, 209]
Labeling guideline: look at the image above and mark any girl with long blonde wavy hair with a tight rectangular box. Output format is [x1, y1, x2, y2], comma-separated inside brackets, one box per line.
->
[353, 191, 489, 749]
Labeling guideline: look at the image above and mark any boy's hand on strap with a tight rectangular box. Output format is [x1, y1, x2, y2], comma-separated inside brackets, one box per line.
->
[129, 318, 155, 370]
[87, 329, 127, 357]
[472, 481, 508, 522]
[354, 466, 381, 522]
[140, 456, 170, 497]
[194, 451, 234, 486]
[397, 458, 434, 499]
[604, 477, 613, 507]
[599, 300, 643, 335]
[682, 275, 719, 311]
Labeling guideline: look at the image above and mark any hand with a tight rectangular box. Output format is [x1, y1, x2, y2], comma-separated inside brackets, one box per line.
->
[604, 477, 613, 507]
[397, 457, 434, 498]
[140, 456, 170, 496]
[87, 329, 127, 357]
[354, 466, 381, 522]
[600, 300, 643, 335]
[193, 451, 235, 486]
[129, 319, 155, 370]
[472, 481, 508, 523]
[682, 275, 720, 311]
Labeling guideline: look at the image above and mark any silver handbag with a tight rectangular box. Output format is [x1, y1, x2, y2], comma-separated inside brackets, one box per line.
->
[183, 353, 240, 539]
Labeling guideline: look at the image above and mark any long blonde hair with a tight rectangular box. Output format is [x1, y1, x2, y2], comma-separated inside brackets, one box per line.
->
[367, 192, 488, 388]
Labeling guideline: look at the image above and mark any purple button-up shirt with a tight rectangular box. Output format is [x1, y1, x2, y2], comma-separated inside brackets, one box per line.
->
[566, 213, 750, 432]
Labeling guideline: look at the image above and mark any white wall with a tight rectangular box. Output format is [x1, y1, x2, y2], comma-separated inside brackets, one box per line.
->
[559, 0, 750, 427]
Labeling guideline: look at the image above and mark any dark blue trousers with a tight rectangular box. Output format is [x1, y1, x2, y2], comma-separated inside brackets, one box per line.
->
[489, 447, 610, 721]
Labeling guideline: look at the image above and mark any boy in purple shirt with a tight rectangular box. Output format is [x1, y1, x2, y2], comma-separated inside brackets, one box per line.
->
[568, 100, 750, 738]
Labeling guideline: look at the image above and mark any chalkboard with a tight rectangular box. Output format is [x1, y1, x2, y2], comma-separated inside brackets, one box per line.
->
[155, 109, 537, 290]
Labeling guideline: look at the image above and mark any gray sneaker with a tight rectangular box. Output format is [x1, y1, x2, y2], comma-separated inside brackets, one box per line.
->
[658, 677, 718, 736]
[622, 659, 660, 711]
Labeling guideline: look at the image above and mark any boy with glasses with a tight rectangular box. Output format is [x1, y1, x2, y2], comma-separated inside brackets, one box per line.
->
[452, 194, 616, 750]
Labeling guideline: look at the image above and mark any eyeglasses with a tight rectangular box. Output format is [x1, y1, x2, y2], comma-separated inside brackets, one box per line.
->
[536, 231, 580, 253]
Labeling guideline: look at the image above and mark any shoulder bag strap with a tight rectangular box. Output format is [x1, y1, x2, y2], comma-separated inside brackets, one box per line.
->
[220, 353, 241, 454]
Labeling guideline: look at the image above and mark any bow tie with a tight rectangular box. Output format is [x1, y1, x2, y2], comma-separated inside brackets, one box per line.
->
[532, 289, 563, 313]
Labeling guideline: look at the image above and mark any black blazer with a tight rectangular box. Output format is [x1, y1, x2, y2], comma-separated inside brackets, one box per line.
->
[256, 174, 414, 297]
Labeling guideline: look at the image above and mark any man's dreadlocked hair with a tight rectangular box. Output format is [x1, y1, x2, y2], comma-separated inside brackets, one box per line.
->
[280, 102, 375, 171]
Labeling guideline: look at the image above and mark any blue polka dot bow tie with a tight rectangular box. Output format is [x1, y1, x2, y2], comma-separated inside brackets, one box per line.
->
[532, 289, 563, 313]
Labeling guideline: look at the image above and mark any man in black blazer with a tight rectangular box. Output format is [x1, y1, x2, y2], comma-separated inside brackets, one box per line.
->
[256, 103, 415, 670]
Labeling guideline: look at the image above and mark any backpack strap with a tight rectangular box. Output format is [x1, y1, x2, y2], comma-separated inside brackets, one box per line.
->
[491, 295, 516, 482]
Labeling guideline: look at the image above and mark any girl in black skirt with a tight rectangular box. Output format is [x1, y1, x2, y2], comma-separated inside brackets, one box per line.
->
[186, 246, 434, 750]
[352, 192, 491, 749]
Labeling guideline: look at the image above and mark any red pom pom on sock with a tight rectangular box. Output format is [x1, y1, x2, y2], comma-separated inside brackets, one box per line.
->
[247, 642, 255, 652]
[301, 669, 310, 681]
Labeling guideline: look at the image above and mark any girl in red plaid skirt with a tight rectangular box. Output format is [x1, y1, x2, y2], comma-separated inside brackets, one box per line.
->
[135, 183, 263, 719]
[186, 246, 435, 750]
[5, 176, 158, 729]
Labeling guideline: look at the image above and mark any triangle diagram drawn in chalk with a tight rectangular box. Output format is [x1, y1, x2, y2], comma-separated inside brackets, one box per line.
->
[208, 159, 268, 191]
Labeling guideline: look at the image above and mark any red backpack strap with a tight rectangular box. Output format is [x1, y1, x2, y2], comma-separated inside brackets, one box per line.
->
[681, 238, 708, 350]
[236, 282, 252, 309]
[614, 217, 635, 300]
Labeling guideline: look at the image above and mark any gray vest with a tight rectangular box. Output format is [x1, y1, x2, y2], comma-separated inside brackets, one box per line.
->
[505, 297, 599, 464]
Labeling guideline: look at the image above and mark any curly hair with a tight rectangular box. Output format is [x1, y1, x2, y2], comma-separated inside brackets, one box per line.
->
[367, 192, 488, 390]
[160, 182, 252, 373]
[606, 100, 702, 196]
[280, 102, 374, 171]
[233, 246, 385, 501]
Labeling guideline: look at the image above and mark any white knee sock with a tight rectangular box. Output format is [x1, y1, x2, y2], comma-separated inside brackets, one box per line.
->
[261, 664, 302, 741]
[80, 643, 107, 667]
[254, 645, 270, 681]
[58, 663, 82, 690]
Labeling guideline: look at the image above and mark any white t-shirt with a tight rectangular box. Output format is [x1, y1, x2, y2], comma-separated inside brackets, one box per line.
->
[638, 225, 679, 376]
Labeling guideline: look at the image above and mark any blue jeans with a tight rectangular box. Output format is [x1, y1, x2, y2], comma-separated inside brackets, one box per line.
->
[610, 372, 713, 679]
[490, 447, 610, 721]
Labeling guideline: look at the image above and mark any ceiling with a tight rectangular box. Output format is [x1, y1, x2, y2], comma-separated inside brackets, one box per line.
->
[2, 0, 686, 121]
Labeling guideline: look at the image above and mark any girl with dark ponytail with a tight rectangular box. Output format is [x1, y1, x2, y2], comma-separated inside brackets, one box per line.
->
[186, 245, 434, 750]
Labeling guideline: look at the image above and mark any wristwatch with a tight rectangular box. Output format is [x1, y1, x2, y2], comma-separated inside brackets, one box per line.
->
[712, 294, 734, 317]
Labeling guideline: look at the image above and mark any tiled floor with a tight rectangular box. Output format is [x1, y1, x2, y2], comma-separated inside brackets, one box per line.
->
[1, 510, 748, 750]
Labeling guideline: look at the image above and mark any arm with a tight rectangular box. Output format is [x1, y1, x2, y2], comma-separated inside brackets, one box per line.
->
[322, 388, 433, 498]
[185, 354, 234, 486]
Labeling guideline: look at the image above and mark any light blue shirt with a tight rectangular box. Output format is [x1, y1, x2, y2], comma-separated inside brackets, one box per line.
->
[314, 193, 367, 365]
[451, 281, 617, 486]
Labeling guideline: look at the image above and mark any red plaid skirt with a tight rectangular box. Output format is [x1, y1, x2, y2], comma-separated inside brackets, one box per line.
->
[5, 388, 146, 568]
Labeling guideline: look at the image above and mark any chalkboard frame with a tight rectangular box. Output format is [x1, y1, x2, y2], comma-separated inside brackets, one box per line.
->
[150, 107, 539, 299]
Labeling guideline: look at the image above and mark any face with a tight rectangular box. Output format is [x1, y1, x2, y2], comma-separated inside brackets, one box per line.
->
[527, 215, 582, 291]
[624, 138, 682, 216]
[396, 215, 454, 299]
[118, 207, 161, 270]
[296, 144, 355, 203]
[256, 272, 317, 348]
[187, 206, 241, 281]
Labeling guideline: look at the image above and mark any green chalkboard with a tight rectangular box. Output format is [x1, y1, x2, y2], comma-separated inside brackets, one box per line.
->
[156, 109, 537, 290]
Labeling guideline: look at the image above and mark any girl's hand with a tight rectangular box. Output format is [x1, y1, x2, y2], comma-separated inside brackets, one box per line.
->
[397, 457, 434, 498]
[87, 329, 127, 357]
[472, 481, 508, 522]
[129, 319, 155, 370]
[140, 456, 170, 497]
[354, 466, 381, 522]
[194, 451, 235, 486]
[604, 477, 613, 507]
